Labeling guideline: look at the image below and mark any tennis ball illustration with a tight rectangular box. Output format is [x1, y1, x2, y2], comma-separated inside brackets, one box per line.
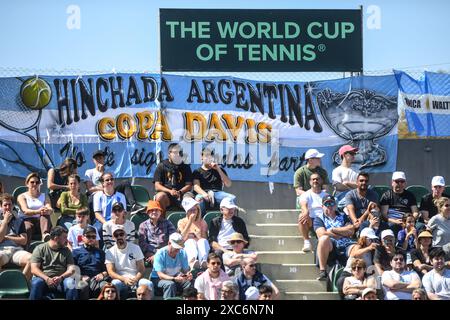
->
[20, 77, 52, 110]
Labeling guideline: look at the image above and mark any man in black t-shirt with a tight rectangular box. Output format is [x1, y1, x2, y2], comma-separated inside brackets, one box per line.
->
[380, 171, 419, 235]
[193, 148, 235, 216]
[153, 143, 193, 213]
[419, 176, 450, 224]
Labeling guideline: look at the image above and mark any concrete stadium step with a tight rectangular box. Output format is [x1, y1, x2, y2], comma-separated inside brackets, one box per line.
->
[240, 209, 299, 224]
[282, 292, 340, 300]
[260, 264, 320, 280]
[249, 236, 304, 251]
[247, 223, 299, 236]
[256, 251, 315, 264]
[274, 279, 327, 292]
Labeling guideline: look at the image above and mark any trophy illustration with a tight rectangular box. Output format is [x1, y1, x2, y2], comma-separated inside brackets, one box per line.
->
[315, 88, 398, 169]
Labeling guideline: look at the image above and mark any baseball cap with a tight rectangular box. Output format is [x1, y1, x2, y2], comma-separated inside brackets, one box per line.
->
[338, 145, 358, 157]
[220, 197, 238, 209]
[112, 201, 124, 211]
[304, 148, 325, 160]
[92, 149, 105, 158]
[381, 229, 395, 239]
[146, 200, 163, 212]
[431, 176, 445, 187]
[112, 224, 126, 236]
[392, 171, 406, 181]
[169, 233, 184, 249]
[83, 226, 97, 235]
[182, 197, 199, 212]
[360, 228, 378, 240]
[361, 287, 376, 298]
[322, 195, 336, 206]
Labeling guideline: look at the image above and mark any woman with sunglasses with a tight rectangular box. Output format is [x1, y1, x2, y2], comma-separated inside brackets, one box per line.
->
[428, 197, 450, 248]
[47, 158, 78, 209]
[178, 197, 209, 269]
[58, 174, 89, 230]
[17, 172, 53, 243]
[342, 258, 377, 300]
[223, 232, 257, 278]
[97, 283, 120, 300]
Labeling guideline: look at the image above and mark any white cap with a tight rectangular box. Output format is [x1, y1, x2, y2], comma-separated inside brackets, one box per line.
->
[112, 224, 126, 236]
[220, 197, 238, 209]
[360, 228, 378, 240]
[381, 229, 395, 239]
[169, 233, 184, 249]
[361, 287, 377, 298]
[245, 286, 260, 300]
[181, 197, 199, 212]
[431, 176, 445, 187]
[392, 171, 406, 181]
[305, 148, 325, 160]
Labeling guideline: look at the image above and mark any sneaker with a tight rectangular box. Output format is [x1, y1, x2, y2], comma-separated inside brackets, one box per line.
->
[317, 270, 327, 281]
[302, 240, 311, 252]
[130, 203, 146, 215]
[207, 190, 215, 207]
[42, 233, 51, 242]
[190, 260, 200, 270]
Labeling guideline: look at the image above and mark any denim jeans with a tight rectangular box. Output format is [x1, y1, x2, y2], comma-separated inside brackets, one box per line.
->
[198, 191, 236, 216]
[152, 278, 192, 299]
[111, 278, 153, 300]
[29, 276, 78, 300]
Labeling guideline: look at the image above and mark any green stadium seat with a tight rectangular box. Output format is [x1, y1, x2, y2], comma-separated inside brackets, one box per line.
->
[167, 212, 185, 229]
[130, 213, 149, 231]
[12, 185, 28, 203]
[0, 270, 30, 298]
[406, 185, 429, 206]
[371, 185, 390, 199]
[165, 296, 182, 300]
[130, 185, 151, 207]
[203, 210, 221, 229]
[331, 266, 345, 293]
[445, 185, 450, 196]
[28, 240, 44, 253]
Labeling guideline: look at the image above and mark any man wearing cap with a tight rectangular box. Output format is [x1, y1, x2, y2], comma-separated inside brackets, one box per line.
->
[374, 229, 396, 275]
[422, 247, 450, 300]
[193, 147, 235, 217]
[419, 176, 450, 224]
[380, 171, 419, 235]
[85, 150, 106, 195]
[102, 201, 136, 249]
[332, 145, 359, 198]
[223, 232, 257, 277]
[151, 232, 193, 299]
[381, 250, 421, 300]
[209, 197, 250, 256]
[29, 226, 78, 300]
[293, 148, 330, 198]
[153, 143, 193, 213]
[298, 173, 328, 252]
[314, 195, 357, 280]
[138, 200, 177, 265]
[105, 224, 151, 300]
[72, 226, 109, 299]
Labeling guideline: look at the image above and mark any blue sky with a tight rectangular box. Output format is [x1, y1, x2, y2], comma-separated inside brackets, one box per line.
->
[1, 0, 450, 73]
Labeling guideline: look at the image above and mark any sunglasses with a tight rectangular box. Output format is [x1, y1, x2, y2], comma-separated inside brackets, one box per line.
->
[346, 152, 356, 156]
[230, 240, 243, 244]
[170, 150, 183, 156]
[221, 290, 233, 294]
[112, 208, 123, 213]
[324, 202, 336, 207]
[210, 261, 221, 266]
[247, 264, 256, 268]
[84, 235, 96, 239]
[444, 204, 450, 208]
[29, 180, 40, 184]
[393, 257, 404, 262]
[352, 266, 364, 271]
[394, 180, 406, 184]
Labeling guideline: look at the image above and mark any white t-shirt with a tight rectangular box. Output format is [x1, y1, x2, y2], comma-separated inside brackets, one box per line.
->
[85, 168, 103, 186]
[67, 224, 100, 250]
[332, 166, 358, 188]
[299, 190, 327, 218]
[218, 219, 235, 249]
[18, 193, 46, 219]
[105, 242, 144, 277]
[422, 268, 450, 300]
[382, 269, 421, 300]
